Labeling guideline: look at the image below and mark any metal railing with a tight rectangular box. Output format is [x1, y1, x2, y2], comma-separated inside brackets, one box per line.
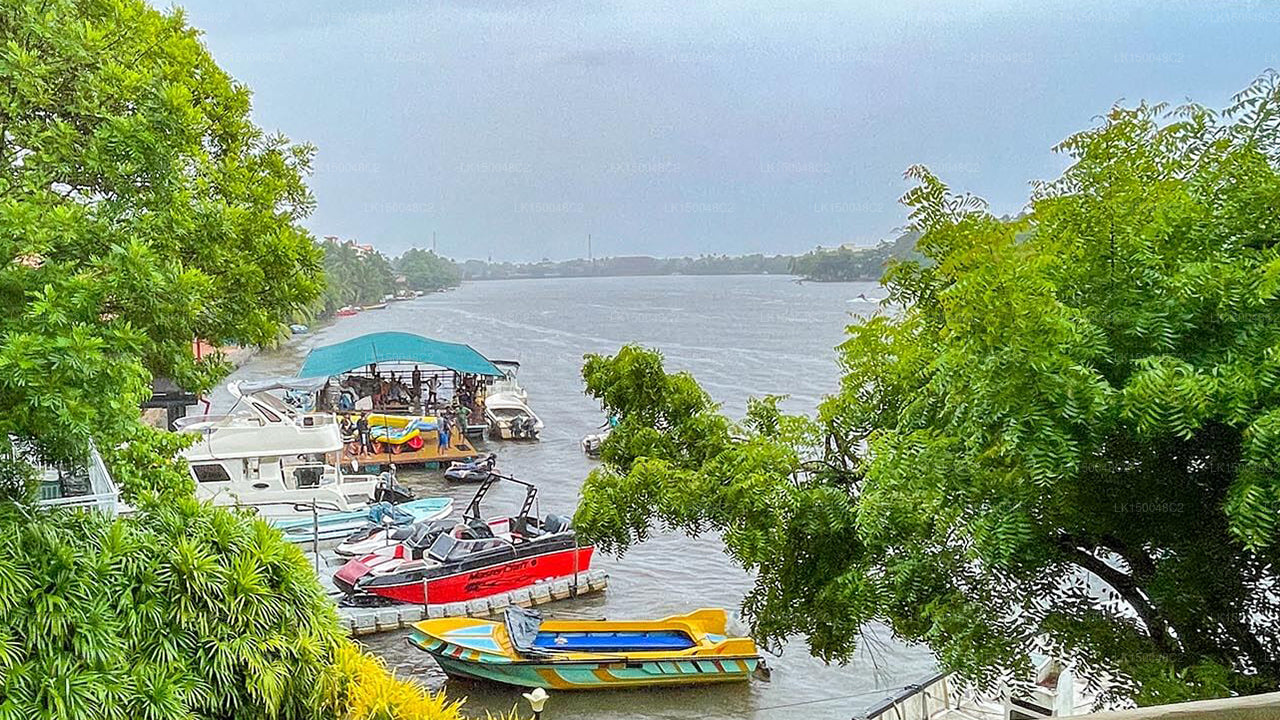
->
[31, 441, 120, 516]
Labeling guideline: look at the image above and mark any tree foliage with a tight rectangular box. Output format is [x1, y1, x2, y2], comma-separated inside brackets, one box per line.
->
[574, 72, 1280, 706]
[788, 230, 922, 282]
[395, 248, 460, 293]
[0, 3, 469, 718]
[0, 500, 343, 720]
[0, 0, 324, 462]
[314, 239, 396, 315]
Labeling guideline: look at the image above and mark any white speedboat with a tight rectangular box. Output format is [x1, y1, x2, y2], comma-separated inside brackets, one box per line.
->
[488, 360, 528, 403]
[484, 392, 543, 440]
[581, 430, 608, 457]
[179, 379, 425, 519]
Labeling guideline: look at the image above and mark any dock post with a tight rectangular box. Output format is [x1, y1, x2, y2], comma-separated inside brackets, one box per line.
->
[422, 576, 429, 615]
[571, 540, 579, 598]
[312, 502, 320, 575]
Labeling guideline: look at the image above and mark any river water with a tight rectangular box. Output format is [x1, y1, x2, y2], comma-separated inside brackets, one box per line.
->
[221, 274, 935, 719]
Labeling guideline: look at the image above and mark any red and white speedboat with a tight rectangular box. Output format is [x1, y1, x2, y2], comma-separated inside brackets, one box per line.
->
[333, 473, 594, 605]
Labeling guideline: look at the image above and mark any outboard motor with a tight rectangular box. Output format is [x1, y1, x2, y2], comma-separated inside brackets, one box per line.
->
[543, 514, 571, 534]
[372, 469, 414, 504]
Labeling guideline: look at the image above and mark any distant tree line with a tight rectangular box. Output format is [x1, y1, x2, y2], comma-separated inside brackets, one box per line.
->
[459, 240, 922, 282]
[312, 240, 461, 317]
[787, 230, 922, 282]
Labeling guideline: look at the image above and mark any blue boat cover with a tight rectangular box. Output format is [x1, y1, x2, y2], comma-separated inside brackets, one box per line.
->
[299, 332, 502, 378]
[532, 631, 696, 652]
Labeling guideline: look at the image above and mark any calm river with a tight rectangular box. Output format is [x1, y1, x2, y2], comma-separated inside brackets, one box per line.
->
[221, 274, 935, 719]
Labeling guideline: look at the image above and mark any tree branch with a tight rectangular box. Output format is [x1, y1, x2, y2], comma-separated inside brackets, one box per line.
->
[1056, 535, 1176, 655]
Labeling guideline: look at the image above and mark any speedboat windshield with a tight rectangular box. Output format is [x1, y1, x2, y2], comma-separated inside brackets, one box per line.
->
[427, 533, 457, 562]
[428, 533, 514, 562]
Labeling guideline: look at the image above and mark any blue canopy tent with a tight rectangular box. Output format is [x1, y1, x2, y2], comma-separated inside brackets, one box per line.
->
[298, 332, 503, 378]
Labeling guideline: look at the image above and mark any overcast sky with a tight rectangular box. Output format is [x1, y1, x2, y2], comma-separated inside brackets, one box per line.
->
[176, 0, 1278, 261]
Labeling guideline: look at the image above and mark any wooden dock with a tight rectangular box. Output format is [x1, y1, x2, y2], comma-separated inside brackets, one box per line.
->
[344, 435, 479, 469]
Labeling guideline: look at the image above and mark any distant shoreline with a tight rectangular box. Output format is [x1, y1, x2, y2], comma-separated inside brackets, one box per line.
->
[462, 271, 882, 283]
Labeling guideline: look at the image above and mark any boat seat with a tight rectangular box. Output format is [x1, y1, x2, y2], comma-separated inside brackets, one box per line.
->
[511, 515, 544, 539]
[532, 631, 696, 652]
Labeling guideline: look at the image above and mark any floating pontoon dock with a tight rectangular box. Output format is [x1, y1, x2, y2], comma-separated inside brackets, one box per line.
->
[307, 550, 608, 636]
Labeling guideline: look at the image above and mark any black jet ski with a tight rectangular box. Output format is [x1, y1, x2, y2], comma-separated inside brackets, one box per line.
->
[444, 453, 497, 483]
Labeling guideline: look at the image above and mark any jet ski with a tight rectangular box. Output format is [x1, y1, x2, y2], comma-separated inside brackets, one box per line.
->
[444, 453, 497, 483]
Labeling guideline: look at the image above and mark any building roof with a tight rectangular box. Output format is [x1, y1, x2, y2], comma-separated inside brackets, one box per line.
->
[298, 332, 502, 378]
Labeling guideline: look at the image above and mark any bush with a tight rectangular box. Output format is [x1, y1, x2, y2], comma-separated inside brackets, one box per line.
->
[323, 644, 470, 720]
[0, 499, 344, 719]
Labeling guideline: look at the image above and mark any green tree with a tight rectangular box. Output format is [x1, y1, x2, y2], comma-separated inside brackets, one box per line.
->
[314, 239, 399, 315]
[574, 73, 1280, 706]
[0, 2, 352, 718]
[0, 0, 322, 463]
[395, 247, 460, 292]
[788, 231, 921, 282]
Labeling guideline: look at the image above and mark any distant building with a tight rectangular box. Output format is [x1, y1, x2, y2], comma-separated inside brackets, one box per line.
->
[322, 235, 376, 257]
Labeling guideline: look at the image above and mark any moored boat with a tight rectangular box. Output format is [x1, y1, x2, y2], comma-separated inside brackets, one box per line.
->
[271, 496, 453, 543]
[409, 607, 763, 690]
[179, 379, 389, 518]
[333, 473, 591, 605]
[484, 392, 543, 440]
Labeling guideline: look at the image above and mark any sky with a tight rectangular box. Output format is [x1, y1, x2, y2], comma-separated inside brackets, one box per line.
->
[175, 0, 1280, 262]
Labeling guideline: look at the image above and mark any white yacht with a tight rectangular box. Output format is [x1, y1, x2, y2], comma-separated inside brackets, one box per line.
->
[178, 379, 385, 518]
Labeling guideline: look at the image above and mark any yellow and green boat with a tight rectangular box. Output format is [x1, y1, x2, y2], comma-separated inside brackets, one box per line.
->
[408, 607, 763, 690]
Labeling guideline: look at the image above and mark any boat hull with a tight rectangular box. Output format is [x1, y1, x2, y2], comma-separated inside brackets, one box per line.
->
[431, 653, 759, 689]
[336, 544, 595, 605]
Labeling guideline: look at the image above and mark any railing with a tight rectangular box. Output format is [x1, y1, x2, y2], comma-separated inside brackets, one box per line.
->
[173, 413, 264, 430]
[1070, 692, 1280, 720]
[32, 442, 120, 516]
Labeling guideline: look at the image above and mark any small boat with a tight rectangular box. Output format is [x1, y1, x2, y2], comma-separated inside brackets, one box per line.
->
[581, 431, 608, 457]
[361, 302, 389, 311]
[444, 453, 497, 482]
[271, 497, 453, 543]
[409, 607, 763, 690]
[484, 393, 543, 440]
[333, 473, 591, 605]
[336, 306, 360, 317]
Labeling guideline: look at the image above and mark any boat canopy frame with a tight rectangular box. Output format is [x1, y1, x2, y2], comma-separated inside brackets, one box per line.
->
[464, 472, 538, 524]
[298, 332, 503, 379]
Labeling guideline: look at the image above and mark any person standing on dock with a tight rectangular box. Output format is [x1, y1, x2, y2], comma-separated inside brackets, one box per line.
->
[437, 412, 451, 454]
[426, 374, 440, 411]
[456, 401, 472, 434]
[411, 366, 422, 413]
[356, 413, 373, 454]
